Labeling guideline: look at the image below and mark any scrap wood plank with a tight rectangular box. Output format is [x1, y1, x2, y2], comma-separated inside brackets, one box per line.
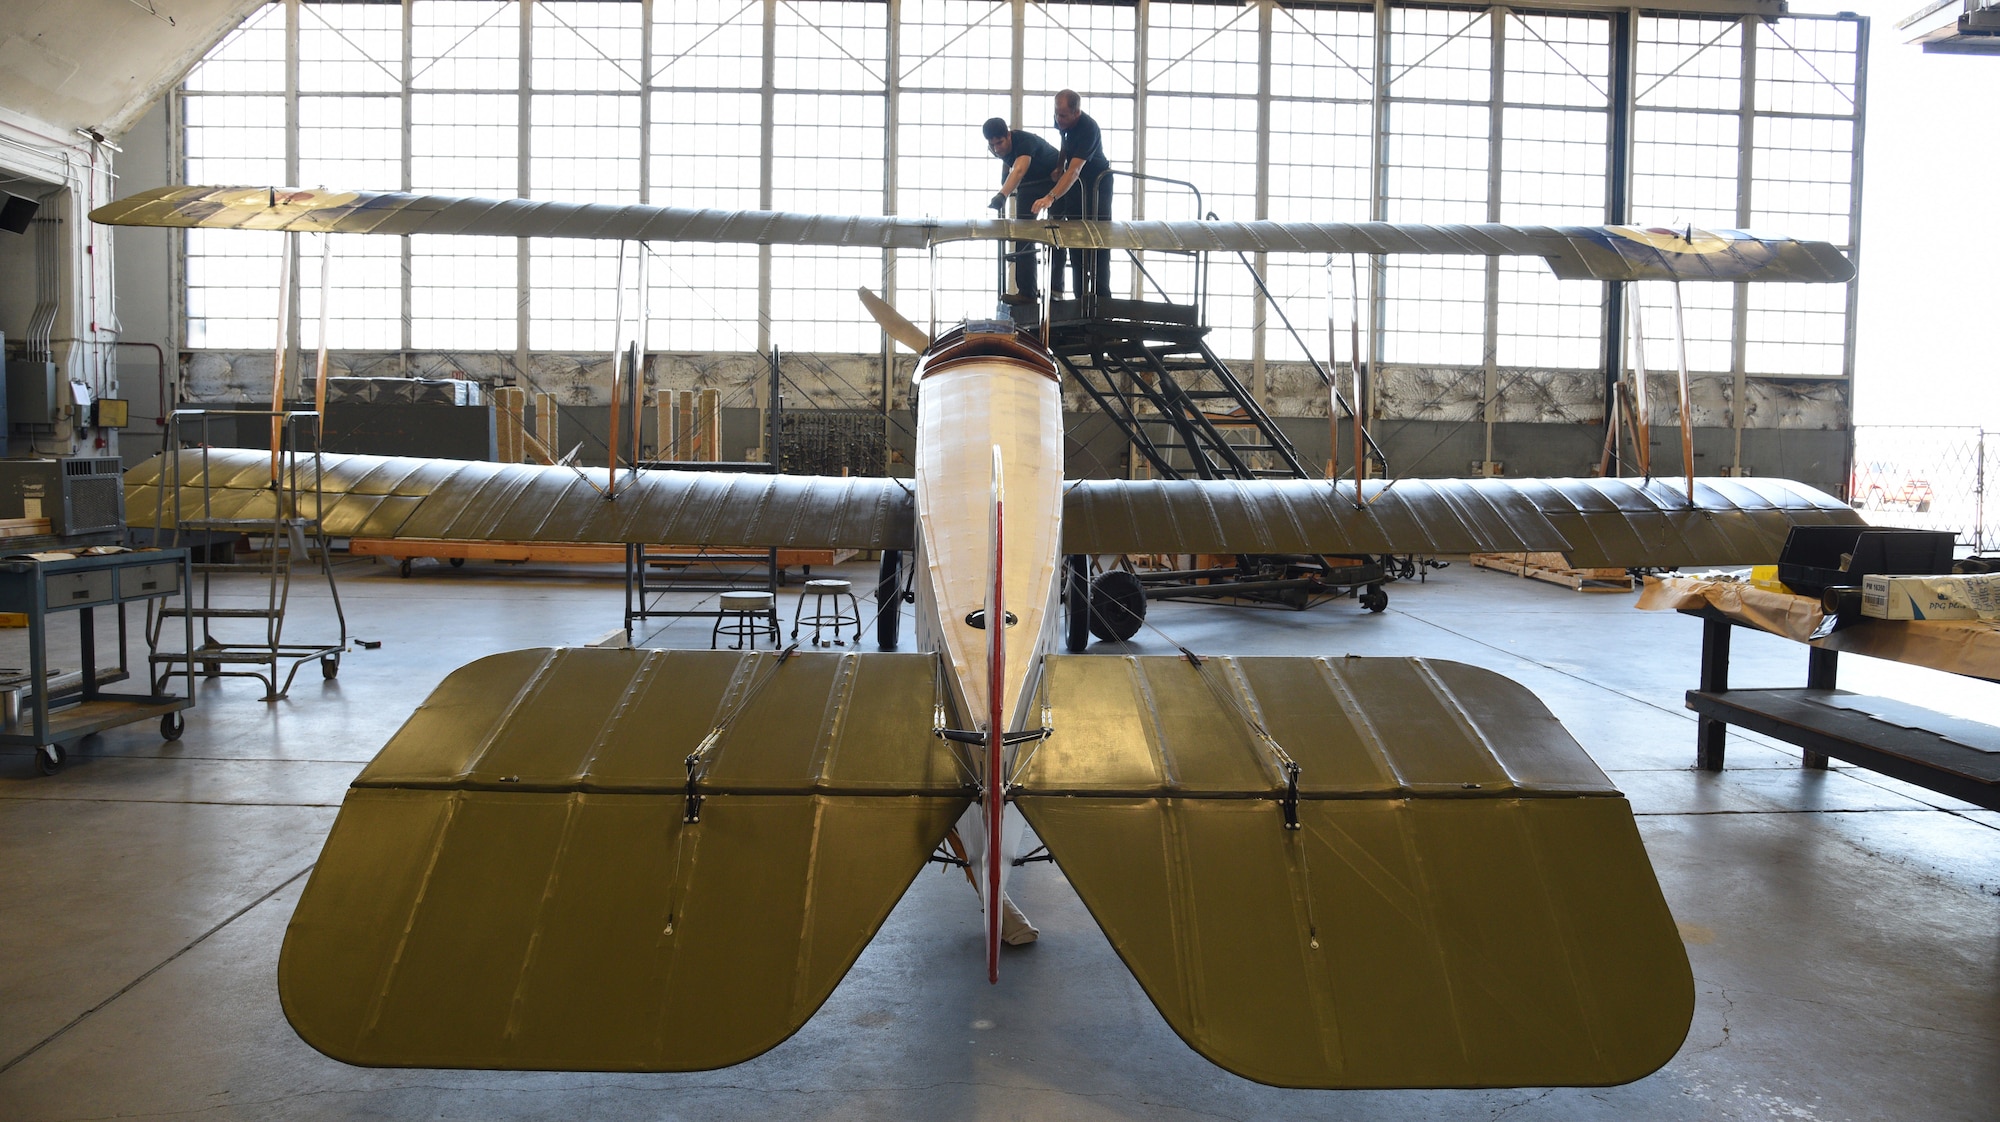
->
[0, 517, 53, 540]
[1471, 551, 1634, 593]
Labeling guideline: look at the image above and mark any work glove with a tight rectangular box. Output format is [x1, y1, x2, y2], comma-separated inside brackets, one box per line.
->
[989, 193, 1008, 213]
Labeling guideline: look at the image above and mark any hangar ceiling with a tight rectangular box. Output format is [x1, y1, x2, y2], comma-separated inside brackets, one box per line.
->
[0, 0, 260, 137]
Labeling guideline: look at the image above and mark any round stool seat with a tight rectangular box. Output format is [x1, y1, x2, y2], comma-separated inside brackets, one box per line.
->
[713, 589, 779, 650]
[792, 576, 863, 648]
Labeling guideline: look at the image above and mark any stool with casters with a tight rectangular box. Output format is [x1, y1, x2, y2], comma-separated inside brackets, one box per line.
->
[711, 590, 780, 650]
[792, 578, 861, 647]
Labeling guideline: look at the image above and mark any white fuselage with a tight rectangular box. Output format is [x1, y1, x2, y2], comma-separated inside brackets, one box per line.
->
[910, 337, 1066, 736]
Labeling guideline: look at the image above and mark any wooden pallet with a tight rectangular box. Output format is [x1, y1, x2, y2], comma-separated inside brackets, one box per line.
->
[1470, 551, 1634, 592]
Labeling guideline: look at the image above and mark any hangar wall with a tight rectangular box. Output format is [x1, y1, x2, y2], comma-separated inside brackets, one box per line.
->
[110, 1, 1865, 496]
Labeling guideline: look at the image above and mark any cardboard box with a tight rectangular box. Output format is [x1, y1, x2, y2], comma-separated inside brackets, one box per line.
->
[1860, 573, 2000, 621]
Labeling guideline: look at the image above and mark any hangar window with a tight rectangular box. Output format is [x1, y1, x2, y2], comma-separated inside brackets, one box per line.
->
[173, 0, 1862, 435]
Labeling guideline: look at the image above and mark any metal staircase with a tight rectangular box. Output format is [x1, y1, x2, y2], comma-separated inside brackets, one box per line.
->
[1052, 314, 1309, 481]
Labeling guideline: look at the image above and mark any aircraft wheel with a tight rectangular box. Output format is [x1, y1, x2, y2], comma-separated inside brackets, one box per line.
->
[161, 712, 185, 741]
[1361, 584, 1389, 613]
[1087, 570, 1147, 643]
[876, 550, 903, 650]
[1064, 555, 1090, 652]
[34, 743, 65, 776]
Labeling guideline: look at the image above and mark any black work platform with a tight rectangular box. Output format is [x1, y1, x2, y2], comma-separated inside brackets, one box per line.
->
[1680, 606, 2000, 810]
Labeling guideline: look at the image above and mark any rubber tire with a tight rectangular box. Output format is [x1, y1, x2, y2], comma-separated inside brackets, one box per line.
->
[1087, 570, 1147, 643]
[1361, 584, 1388, 613]
[161, 712, 185, 741]
[399, 558, 413, 578]
[321, 654, 340, 680]
[876, 550, 902, 651]
[1064, 555, 1090, 652]
[450, 556, 465, 567]
[34, 743, 64, 776]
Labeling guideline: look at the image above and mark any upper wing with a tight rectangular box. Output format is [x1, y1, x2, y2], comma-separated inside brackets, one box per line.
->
[125, 448, 914, 550]
[1061, 475, 1864, 568]
[91, 186, 1854, 283]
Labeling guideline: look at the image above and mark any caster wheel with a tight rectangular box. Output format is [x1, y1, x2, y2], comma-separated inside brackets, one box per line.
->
[399, 559, 413, 578]
[449, 556, 465, 568]
[321, 654, 340, 680]
[161, 712, 185, 741]
[1360, 584, 1388, 613]
[34, 743, 65, 776]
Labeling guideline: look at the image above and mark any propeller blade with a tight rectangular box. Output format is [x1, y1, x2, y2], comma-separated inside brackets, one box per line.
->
[858, 287, 932, 352]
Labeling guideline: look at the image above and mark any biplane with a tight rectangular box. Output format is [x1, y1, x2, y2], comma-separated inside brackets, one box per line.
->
[97, 185, 1862, 1089]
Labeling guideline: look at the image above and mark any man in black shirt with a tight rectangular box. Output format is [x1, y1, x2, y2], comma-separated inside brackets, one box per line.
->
[982, 117, 1060, 303]
[1031, 89, 1114, 302]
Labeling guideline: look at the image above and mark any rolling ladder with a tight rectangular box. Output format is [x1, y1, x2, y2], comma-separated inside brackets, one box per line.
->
[146, 409, 348, 701]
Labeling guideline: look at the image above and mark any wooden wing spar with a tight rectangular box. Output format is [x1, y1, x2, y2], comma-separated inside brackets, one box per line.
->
[91, 185, 1855, 283]
[125, 447, 1860, 569]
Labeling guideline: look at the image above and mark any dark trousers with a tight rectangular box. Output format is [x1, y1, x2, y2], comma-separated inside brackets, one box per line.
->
[1009, 182, 1053, 300]
[1050, 171, 1114, 302]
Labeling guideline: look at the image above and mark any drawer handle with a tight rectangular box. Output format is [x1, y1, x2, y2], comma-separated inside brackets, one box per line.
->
[70, 590, 89, 600]
[140, 581, 157, 590]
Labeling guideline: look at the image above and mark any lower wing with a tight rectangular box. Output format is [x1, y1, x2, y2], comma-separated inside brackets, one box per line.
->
[1062, 475, 1861, 568]
[128, 448, 1853, 566]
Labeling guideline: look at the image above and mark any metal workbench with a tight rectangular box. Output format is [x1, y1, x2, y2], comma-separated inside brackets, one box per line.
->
[0, 549, 196, 775]
[1679, 605, 2000, 811]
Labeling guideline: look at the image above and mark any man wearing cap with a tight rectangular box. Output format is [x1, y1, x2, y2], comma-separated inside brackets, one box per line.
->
[1031, 89, 1114, 303]
[982, 117, 1061, 303]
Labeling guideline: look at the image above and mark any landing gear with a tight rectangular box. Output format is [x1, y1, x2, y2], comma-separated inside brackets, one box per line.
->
[1064, 554, 1090, 652]
[1087, 570, 1147, 642]
[876, 550, 903, 650]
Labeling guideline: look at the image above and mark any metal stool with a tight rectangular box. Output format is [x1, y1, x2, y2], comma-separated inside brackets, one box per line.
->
[792, 578, 861, 647]
[712, 590, 779, 650]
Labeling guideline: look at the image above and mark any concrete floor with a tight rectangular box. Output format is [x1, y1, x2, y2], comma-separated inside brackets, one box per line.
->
[1, 554, 1995, 1121]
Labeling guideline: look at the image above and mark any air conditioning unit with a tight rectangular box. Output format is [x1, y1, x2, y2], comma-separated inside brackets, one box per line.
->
[0, 457, 127, 540]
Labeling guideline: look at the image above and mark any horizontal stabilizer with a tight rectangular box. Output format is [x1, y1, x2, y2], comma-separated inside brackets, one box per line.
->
[1061, 475, 1862, 568]
[281, 647, 967, 1070]
[1017, 654, 1693, 1088]
[126, 448, 914, 551]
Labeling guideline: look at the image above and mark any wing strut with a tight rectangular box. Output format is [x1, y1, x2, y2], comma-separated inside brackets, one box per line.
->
[1667, 282, 1696, 503]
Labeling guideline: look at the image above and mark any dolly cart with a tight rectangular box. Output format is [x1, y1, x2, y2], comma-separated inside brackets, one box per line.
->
[0, 549, 196, 775]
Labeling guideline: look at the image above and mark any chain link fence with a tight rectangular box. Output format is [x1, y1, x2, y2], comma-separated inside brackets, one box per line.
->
[1849, 426, 1995, 552]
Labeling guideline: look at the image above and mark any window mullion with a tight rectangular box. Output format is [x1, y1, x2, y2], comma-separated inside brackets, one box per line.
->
[517, 0, 531, 367]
